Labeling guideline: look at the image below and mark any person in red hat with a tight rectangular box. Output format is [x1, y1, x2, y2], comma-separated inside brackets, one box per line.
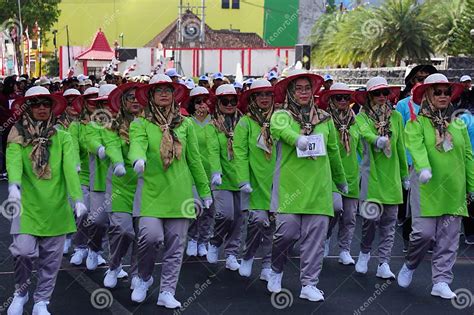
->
[397, 73, 474, 299]
[233, 79, 276, 281]
[184, 86, 215, 258]
[129, 74, 211, 309]
[205, 84, 245, 271]
[101, 82, 144, 290]
[353, 76, 408, 279]
[267, 69, 347, 302]
[6, 86, 87, 315]
[318, 82, 361, 266]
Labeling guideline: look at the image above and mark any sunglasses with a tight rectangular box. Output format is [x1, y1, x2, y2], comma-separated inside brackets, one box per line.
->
[154, 87, 173, 94]
[28, 99, 53, 108]
[255, 91, 273, 98]
[124, 93, 137, 102]
[414, 76, 428, 83]
[220, 98, 238, 106]
[194, 98, 207, 105]
[333, 94, 351, 102]
[433, 88, 452, 97]
[370, 89, 391, 97]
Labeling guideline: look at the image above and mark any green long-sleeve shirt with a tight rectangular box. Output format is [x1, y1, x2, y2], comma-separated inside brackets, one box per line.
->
[7, 129, 81, 236]
[406, 116, 474, 217]
[128, 117, 211, 218]
[233, 115, 276, 210]
[270, 110, 346, 216]
[84, 122, 112, 192]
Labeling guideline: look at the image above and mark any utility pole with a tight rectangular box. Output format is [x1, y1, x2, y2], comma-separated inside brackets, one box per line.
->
[200, 0, 206, 76]
[17, 0, 24, 74]
[66, 25, 71, 69]
[176, 0, 183, 73]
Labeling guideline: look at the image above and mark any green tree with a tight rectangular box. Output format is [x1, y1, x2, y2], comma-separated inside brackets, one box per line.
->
[45, 55, 59, 77]
[448, 0, 474, 56]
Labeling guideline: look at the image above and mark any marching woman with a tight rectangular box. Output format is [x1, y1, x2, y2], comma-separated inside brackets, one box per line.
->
[101, 82, 143, 288]
[185, 86, 215, 257]
[233, 79, 276, 280]
[6, 86, 87, 315]
[319, 83, 361, 265]
[69, 87, 100, 265]
[267, 70, 347, 302]
[397, 74, 474, 299]
[129, 74, 211, 308]
[206, 84, 245, 270]
[83, 84, 120, 270]
[353, 77, 408, 279]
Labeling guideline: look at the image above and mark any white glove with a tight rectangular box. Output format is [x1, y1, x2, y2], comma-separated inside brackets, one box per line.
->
[8, 184, 21, 200]
[469, 192, 474, 200]
[76, 165, 81, 173]
[203, 198, 213, 209]
[375, 136, 389, 149]
[113, 163, 126, 177]
[74, 201, 88, 217]
[240, 183, 253, 193]
[296, 136, 309, 151]
[97, 146, 107, 160]
[419, 169, 432, 184]
[133, 159, 145, 175]
[402, 178, 410, 190]
[211, 173, 222, 186]
[336, 183, 349, 194]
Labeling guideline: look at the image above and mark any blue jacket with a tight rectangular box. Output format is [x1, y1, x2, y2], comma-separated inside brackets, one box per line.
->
[396, 96, 420, 165]
[461, 113, 474, 154]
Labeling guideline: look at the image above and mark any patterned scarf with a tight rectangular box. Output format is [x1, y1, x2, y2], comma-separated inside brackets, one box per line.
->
[360, 97, 392, 157]
[212, 99, 242, 161]
[418, 86, 454, 152]
[8, 107, 57, 179]
[247, 95, 274, 159]
[57, 111, 74, 129]
[284, 79, 331, 135]
[79, 98, 93, 124]
[328, 97, 355, 155]
[144, 87, 184, 170]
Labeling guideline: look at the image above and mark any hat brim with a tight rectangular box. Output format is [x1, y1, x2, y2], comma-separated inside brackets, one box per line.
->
[318, 89, 354, 110]
[405, 65, 438, 86]
[12, 94, 67, 120]
[353, 86, 401, 106]
[412, 82, 464, 105]
[183, 90, 216, 111]
[135, 82, 188, 107]
[208, 93, 244, 114]
[108, 82, 145, 113]
[274, 73, 324, 104]
[71, 93, 99, 113]
[239, 86, 274, 113]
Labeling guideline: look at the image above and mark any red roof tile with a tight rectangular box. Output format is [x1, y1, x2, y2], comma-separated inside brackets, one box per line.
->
[76, 29, 114, 61]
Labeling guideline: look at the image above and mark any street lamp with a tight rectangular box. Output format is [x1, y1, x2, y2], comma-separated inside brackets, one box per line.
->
[119, 33, 124, 47]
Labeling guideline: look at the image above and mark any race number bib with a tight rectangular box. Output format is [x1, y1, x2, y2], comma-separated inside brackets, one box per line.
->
[296, 134, 326, 158]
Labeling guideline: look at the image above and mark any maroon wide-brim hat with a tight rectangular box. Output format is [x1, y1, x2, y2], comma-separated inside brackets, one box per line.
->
[11, 86, 67, 120]
[318, 84, 354, 110]
[412, 73, 464, 104]
[108, 82, 144, 113]
[274, 70, 324, 104]
[135, 74, 188, 107]
[239, 86, 274, 113]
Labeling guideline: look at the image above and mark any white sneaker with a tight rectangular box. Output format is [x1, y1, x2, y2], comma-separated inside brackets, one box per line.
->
[86, 249, 99, 270]
[431, 282, 457, 299]
[207, 244, 219, 263]
[97, 253, 107, 265]
[32, 301, 50, 315]
[267, 271, 283, 293]
[225, 255, 240, 271]
[260, 268, 272, 282]
[63, 238, 71, 255]
[157, 291, 182, 309]
[376, 262, 395, 279]
[397, 264, 414, 288]
[197, 244, 207, 256]
[70, 248, 88, 266]
[186, 239, 198, 256]
[300, 285, 324, 302]
[7, 292, 28, 315]
[238, 258, 253, 277]
[323, 239, 330, 258]
[131, 277, 154, 303]
[355, 252, 370, 274]
[117, 269, 128, 279]
[338, 251, 355, 265]
[130, 275, 140, 290]
[104, 266, 122, 288]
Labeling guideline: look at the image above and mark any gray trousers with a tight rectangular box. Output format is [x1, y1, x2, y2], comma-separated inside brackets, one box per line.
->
[406, 212, 462, 284]
[327, 195, 359, 251]
[188, 201, 215, 245]
[108, 212, 136, 271]
[136, 217, 189, 294]
[9, 234, 66, 303]
[360, 203, 398, 264]
[129, 217, 140, 277]
[72, 185, 91, 249]
[242, 210, 274, 268]
[87, 191, 110, 252]
[209, 190, 244, 257]
[271, 214, 329, 286]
